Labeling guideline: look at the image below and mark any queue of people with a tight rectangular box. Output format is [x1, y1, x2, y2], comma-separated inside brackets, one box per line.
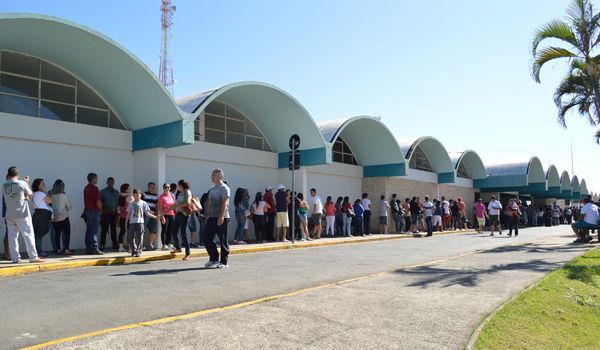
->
[3, 164, 599, 266]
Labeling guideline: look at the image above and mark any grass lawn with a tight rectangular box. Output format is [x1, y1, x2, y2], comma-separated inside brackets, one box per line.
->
[475, 247, 600, 350]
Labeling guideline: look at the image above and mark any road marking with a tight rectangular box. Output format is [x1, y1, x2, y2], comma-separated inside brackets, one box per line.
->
[20, 248, 482, 350]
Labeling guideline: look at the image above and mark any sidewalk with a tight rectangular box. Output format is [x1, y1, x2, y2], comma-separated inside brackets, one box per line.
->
[0, 229, 475, 277]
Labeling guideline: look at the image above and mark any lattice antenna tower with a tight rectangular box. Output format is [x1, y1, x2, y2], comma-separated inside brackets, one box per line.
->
[159, 0, 176, 95]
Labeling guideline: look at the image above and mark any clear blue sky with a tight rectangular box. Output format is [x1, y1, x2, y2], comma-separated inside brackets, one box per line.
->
[2, 0, 598, 194]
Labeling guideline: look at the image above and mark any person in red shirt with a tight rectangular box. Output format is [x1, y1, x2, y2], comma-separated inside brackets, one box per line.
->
[83, 173, 104, 255]
[263, 187, 276, 242]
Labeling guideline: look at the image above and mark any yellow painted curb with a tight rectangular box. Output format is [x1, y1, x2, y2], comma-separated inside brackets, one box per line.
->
[1, 230, 477, 278]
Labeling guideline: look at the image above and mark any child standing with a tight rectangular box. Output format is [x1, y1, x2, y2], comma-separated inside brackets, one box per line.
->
[126, 189, 159, 257]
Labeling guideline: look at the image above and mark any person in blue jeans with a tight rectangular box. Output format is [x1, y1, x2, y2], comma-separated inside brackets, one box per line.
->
[353, 199, 364, 236]
[204, 169, 231, 269]
[233, 188, 249, 244]
[422, 196, 434, 237]
[83, 173, 104, 255]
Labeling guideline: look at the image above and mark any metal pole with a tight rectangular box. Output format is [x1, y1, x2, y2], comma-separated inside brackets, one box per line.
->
[291, 149, 296, 244]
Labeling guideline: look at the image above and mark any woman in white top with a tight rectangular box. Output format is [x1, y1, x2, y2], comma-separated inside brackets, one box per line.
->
[50, 179, 73, 255]
[31, 178, 52, 258]
[251, 192, 270, 243]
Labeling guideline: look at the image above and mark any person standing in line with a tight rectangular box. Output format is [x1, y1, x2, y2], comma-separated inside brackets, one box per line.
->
[474, 199, 487, 234]
[506, 198, 521, 237]
[457, 197, 467, 230]
[441, 196, 451, 230]
[353, 199, 365, 236]
[83, 173, 104, 255]
[433, 200, 444, 233]
[402, 198, 411, 234]
[117, 184, 132, 252]
[2, 195, 9, 260]
[125, 188, 160, 257]
[341, 196, 353, 237]
[274, 184, 290, 243]
[50, 179, 73, 255]
[324, 196, 336, 237]
[378, 195, 390, 234]
[31, 178, 52, 258]
[158, 183, 175, 251]
[390, 194, 402, 234]
[551, 202, 561, 226]
[264, 186, 276, 242]
[251, 192, 269, 243]
[296, 193, 311, 241]
[142, 182, 159, 251]
[233, 188, 248, 244]
[409, 196, 421, 234]
[487, 195, 503, 236]
[422, 196, 434, 237]
[309, 188, 323, 239]
[334, 196, 344, 236]
[100, 177, 119, 251]
[170, 180, 193, 259]
[361, 193, 372, 236]
[3, 167, 42, 263]
[203, 169, 231, 269]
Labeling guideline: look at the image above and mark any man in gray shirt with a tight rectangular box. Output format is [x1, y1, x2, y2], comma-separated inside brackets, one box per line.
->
[203, 168, 231, 269]
[2, 166, 41, 263]
[100, 177, 119, 251]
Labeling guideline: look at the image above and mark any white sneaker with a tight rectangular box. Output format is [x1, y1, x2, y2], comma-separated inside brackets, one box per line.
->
[205, 260, 219, 268]
[217, 263, 228, 269]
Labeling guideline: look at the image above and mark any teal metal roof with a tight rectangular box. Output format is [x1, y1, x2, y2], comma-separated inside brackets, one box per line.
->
[178, 81, 327, 153]
[449, 150, 487, 180]
[398, 137, 454, 174]
[0, 13, 186, 131]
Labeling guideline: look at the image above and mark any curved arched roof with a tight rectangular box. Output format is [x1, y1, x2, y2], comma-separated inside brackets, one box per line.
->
[317, 116, 405, 167]
[546, 165, 560, 188]
[398, 137, 454, 174]
[560, 171, 572, 192]
[449, 150, 487, 180]
[580, 179, 588, 196]
[177, 81, 326, 153]
[486, 157, 546, 184]
[0, 13, 185, 130]
[571, 175, 580, 193]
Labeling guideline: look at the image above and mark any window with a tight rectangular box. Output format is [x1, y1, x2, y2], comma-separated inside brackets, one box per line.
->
[332, 138, 358, 166]
[195, 100, 272, 152]
[409, 146, 434, 172]
[0, 51, 126, 130]
[457, 161, 471, 178]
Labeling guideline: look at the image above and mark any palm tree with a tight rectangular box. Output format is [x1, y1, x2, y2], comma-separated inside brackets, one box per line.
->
[531, 0, 600, 130]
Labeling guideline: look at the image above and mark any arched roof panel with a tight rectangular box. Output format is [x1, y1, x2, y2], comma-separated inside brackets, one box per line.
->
[0, 13, 185, 130]
[571, 175, 580, 193]
[178, 82, 327, 153]
[317, 116, 405, 167]
[560, 171, 571, 191]
[449, 150, 487, 180]
[399, 137, 454, 174]
[546, 165, 560, 188]
[580, 179, 588, 196]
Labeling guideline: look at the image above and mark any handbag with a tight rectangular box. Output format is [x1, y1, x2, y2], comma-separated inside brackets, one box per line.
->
[183, 196, 201, 216]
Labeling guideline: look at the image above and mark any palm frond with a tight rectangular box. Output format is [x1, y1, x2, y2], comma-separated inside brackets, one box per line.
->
[595, 129, 600, 143]
[531, 19, 578, 55]
[532, 47, 578, 82]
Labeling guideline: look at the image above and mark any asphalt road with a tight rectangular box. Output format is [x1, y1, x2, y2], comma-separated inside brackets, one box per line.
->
[1, 226, 590, 349]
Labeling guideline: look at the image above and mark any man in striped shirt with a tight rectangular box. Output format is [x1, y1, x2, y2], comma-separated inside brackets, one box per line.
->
[142, 182, 158, 250]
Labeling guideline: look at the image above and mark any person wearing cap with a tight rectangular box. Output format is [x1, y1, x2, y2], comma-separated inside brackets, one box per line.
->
[474, 199, 488, 234]
[264, 186, 276, 242]
[274, 184, 290, 242]
[487, 195, 503, 236]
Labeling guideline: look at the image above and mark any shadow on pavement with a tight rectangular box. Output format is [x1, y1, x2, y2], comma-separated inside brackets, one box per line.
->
[110, 266, 213, 276]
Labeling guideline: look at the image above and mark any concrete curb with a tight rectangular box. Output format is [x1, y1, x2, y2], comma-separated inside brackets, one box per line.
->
[1, 230, 477, 278]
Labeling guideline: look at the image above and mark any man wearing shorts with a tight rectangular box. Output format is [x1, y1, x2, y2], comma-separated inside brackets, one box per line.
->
[571, 197, 599, 243]
[274, 184, 290, 242]
[487, 195, 503, 236]
[432, 200, 443, 232]
[422, 196, 434, 237]
[309, 188, 323, 239]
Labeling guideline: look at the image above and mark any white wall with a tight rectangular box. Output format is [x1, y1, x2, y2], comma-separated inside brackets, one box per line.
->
[406, 168, 438, 183]
[0, 112, 133, 252]
[305, 163, 363, 202]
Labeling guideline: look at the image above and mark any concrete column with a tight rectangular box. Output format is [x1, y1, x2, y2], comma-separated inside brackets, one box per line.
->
[132, 148, 166, 249]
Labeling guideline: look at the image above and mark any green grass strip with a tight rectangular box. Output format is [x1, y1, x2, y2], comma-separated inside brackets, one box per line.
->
[475, 248, 600, 350]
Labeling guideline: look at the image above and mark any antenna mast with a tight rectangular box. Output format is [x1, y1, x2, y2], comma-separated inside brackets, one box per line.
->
[159, 0, 176, 95]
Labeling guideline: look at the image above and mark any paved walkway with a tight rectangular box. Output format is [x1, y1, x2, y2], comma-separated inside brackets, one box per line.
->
[41, 232, 592, 350]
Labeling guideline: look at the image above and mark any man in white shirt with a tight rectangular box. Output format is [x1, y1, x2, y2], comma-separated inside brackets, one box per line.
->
[422, 196, 434, 237]
[362, 193, 372, 235]
[487, 195, 503, 236]
[571, 197, 600, 243]
[2, 166, 42, 263]
[440, 196, 450, 230]
[309, 188, 323, 239]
